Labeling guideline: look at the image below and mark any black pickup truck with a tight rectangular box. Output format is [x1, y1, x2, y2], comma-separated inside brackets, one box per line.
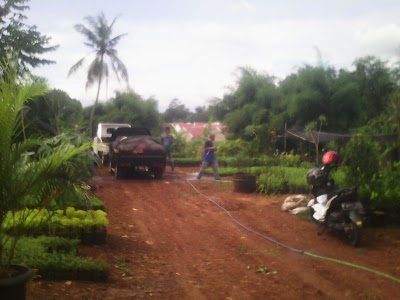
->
[108, 127, 166, 179]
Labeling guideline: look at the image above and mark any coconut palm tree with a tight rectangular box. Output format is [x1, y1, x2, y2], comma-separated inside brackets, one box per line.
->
[68, 12, 129, 137]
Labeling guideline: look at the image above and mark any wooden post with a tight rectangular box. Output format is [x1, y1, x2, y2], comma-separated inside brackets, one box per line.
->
[284, 123, 287, 153]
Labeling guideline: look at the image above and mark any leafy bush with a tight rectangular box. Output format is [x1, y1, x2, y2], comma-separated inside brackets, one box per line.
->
[358, 162, 400, 211]
[49, 186, 105, 211]
[180, 139, 204, 158]
[217, 139, 251, 157]
[276, 153, 305, 167]
[37, 133, 97, 181]
[258, 167, 308, 194]
[343, 133, 381, 187]
[258, 168, 288, 194]
[343, 128, 400, 211]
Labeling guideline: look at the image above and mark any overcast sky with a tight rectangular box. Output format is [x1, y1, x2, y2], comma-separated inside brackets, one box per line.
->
[27, 0, 400, 112]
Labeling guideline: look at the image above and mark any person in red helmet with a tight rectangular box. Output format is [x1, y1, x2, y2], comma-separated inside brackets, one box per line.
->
[307, 150, 339, 221]
[322, 150, 339, 170]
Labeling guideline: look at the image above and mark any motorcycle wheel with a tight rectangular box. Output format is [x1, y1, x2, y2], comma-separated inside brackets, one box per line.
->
[343, 221, 361, 247]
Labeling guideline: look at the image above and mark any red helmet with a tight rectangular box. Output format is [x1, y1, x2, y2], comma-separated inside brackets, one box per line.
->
[322, 151, 338, 165]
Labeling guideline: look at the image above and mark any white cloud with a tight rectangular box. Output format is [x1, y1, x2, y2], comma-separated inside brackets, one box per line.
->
[355, 23, 400, 58]
[239, 0, 255, 11]
[29, 1, 400, 113]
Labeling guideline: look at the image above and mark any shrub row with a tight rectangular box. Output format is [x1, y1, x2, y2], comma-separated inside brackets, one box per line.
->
[202, 166, 346, 195]
[3, 208, 108, 244]
[174, 153, 314, 169]
[8, 236, 108, 281]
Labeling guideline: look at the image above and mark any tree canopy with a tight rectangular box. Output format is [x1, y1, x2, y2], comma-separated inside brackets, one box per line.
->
[90, 90, 161, 135]
[0, 0, 58, 70]
[206, 57, 397, 139]
[24, 89, 84, 137]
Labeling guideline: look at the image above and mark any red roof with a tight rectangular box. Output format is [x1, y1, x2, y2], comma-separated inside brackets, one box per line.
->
[170, 122, 225, 139]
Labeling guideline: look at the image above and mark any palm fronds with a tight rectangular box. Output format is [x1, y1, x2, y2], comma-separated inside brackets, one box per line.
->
[68, 12, 129, 136]
[0, 54, 90, 267]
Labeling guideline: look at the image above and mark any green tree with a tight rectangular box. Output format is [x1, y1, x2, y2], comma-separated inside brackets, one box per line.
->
[24, 89, 84, 136]
[284, 65, 335, 128]
[188, 106, 209, 122]
[0, 0, 58, 70]
[163, 98, 190, 122]
[94, 91, 161, 134]
[221, 67, 279, 138]
[329, 69, 363, 131]
[305, 114, 327, 163]
[207, 95, 234, 121]
[68, 12, 129, 137]
[387, 91, 400, 142]
[353, 56, 395, 122]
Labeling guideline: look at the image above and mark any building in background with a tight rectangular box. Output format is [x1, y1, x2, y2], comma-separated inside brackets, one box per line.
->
[170, 122, 226, 141]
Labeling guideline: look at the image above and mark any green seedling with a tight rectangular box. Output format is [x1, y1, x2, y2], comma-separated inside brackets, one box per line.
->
[114, 256, 132, 276]
[256, 266, 277, 276]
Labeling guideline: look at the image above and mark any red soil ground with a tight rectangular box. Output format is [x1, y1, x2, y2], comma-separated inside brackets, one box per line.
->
[28, 167, 400, 299]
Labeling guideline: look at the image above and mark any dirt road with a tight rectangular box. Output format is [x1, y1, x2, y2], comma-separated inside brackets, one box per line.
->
[29, 167, 400, 299]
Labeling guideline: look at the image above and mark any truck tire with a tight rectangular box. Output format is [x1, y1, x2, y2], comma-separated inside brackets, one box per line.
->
[115, 166, 127, 179]
[108, 161, 115, 174]
[102, 154, 109, 166]
[153, 167, 164, 179]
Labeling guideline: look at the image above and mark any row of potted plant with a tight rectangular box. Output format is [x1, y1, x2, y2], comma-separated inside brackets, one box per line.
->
[3, 208, 109, 244]
[8, 236, 108, 281]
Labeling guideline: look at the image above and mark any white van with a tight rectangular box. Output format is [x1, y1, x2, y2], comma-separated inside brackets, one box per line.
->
[93, 123, 131, 165]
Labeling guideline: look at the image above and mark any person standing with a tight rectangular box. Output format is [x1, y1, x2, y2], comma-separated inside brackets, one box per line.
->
[197, 133, 221, 180]
[161, 126, 175, 171]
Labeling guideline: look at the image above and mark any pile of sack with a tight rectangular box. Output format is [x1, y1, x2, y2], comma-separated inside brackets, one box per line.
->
[281, 195, 311, 215]
[112, 136, 166, 155]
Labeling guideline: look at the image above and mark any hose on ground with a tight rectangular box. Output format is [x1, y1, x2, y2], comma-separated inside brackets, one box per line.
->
[172, 171, 400, 284]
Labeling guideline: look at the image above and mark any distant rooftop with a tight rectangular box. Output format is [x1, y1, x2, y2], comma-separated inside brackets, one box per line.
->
[169, 122, 226, 141]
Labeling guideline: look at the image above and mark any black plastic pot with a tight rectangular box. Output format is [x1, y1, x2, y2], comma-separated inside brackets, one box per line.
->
[0, 265, 32, 300]
[233, 173, 257, 193]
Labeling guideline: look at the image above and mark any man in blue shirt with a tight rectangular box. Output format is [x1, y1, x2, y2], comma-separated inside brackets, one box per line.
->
[197, 133, 220, 180]
[161, 126, 175, 171]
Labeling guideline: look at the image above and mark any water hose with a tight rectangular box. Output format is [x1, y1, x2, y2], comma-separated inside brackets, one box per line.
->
[303, 251, 400, 283]
[173, 171, 400, 284]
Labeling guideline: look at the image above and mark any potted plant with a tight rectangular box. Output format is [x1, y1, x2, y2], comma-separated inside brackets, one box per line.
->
[233, 149, 257, 194]
[0, 55, 90, 299]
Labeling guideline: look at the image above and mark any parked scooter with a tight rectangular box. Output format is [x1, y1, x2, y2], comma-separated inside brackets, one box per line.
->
[307, 151, 364, 247]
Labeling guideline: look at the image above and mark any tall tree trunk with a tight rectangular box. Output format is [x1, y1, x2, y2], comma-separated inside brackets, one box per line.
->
[88, 57, 104, 137]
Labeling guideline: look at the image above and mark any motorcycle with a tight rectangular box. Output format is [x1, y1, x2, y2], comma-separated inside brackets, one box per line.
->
[307, 152, 364, 247]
